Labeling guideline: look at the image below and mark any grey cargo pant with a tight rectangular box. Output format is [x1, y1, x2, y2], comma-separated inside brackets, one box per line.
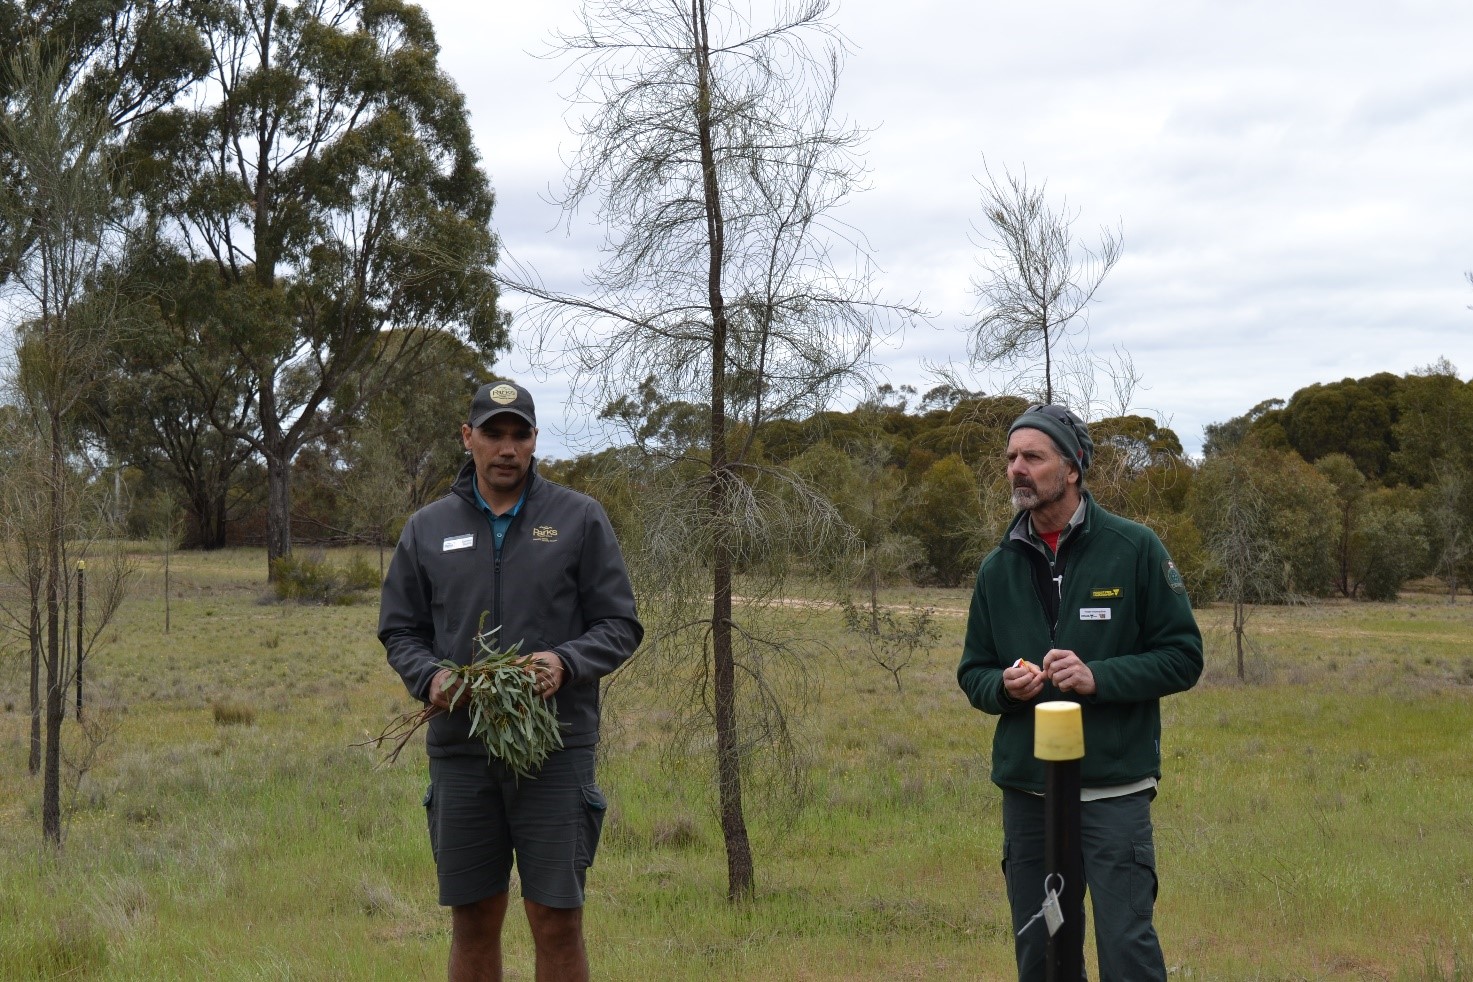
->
[1001, 787, 1165, 982]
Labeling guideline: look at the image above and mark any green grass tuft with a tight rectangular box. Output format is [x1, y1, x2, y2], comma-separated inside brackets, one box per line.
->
[211, 700, 257, 726]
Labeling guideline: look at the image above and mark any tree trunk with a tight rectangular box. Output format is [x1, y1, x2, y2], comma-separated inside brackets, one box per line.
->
[712, 538, 752, 901]
[264, 451, 293, 578]
[1233, 597, 1246, 682]
[868, 564, 879, 633]
[694, 0, 753, 902]
[42, 418, 64, 846]
[1042, 316, 1053, 404]
[191, 484, 230, 550]
[28, 593, 41, 775]
[210, 490, 229, 549]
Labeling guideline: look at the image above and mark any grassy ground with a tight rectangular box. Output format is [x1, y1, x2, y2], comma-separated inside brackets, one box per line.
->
[1, 547, 1470, 980]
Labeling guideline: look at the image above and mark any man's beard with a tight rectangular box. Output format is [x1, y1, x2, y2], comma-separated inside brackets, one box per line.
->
[1011, 473, 1067, 512]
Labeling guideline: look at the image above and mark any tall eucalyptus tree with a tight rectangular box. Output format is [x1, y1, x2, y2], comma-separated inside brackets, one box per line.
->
[129, 0, 508, 572]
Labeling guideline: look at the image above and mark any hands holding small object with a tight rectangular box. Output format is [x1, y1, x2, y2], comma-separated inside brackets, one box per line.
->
[1003, 648, 1096, 700]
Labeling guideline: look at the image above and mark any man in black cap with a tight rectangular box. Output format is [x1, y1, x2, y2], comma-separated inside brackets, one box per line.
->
[380, 380, 643, 982]
[957, 404, 1202, 981]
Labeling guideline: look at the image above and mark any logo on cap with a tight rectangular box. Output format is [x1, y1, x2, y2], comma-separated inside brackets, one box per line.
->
[489, 383, 518, 405]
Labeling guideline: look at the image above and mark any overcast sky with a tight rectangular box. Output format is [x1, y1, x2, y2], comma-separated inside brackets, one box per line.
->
[418, 0, 1473, 460]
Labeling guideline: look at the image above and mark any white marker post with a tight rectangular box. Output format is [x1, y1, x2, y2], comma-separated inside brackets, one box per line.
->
[1035, 701, 1085, 981]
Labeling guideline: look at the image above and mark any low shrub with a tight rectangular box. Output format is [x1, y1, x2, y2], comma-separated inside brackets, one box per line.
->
[269, 553, 379, 605]
[211, 700, 256, 726]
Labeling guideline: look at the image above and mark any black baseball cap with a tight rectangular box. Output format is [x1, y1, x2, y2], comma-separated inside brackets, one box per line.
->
[468, 381, 536, 429]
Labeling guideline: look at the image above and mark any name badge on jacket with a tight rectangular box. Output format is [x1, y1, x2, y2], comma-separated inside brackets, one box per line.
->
[443, 533, 476, 552]
[1079, 607, 1111, 621]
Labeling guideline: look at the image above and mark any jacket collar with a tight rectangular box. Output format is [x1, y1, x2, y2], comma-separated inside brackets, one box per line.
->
[1005, 490, 1094, 551]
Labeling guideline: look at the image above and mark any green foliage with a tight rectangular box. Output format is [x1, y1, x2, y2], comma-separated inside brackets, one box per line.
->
[600, 375, 711, 456]
[338, 332, 499, 515]
[269, 553, 378, 605]
[0, 1, 208, 127]
[901, 454, 985, 586]
[440, 626, 562, 780]
[1091, 414, 1184, 472]
[1274, 373, 1401, 476]
[121, 0, 510, 568]
[1317, 452, 1368, 597]
[1392, 361, 1473, 488]
[839, 598, 940, 691]
[1348, 489, 1427, 601]
[907, 395, 1028, 465]
[1191, 447, 1336, 602]
[1193, 364, 1473, 603]
[786, 441, 868, 578]
[93, 249, 262, 548]
[1147, 507, 1213, 607]
[1202, 398, 1285, 457]
[1422, 463, 1473, 600]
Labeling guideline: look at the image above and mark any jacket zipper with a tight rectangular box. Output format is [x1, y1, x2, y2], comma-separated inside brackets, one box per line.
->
[493, 550, 502, 632]
[1047, 551, 1063, 642]
[1031, 528, 1082, 643]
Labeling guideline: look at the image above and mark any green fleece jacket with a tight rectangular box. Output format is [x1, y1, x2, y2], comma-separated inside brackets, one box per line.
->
[957, 493, 1202, 793]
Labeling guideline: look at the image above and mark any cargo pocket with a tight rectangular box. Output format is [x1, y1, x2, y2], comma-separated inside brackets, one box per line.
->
[575, 783, 607, 870]
[1130, 840, 1159, 916]
[423, 783, 437, 860]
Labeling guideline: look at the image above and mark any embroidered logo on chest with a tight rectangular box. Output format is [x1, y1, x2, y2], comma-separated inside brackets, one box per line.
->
[532, 525, 559, 543]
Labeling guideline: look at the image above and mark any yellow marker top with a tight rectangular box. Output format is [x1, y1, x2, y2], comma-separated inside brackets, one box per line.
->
[1034, 701, 1084, 761]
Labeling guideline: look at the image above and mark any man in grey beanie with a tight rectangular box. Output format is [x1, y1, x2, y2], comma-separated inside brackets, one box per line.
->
[958, 404, 1202, 981]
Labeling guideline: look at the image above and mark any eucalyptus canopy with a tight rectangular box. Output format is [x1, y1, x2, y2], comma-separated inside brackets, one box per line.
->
[128, 0, 508, 570]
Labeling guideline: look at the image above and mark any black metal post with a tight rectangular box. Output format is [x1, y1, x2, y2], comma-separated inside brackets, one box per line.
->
[1044, 755, 1085, 982]
[75, 561, 85, 716]
[1035, 700, 1086, 982]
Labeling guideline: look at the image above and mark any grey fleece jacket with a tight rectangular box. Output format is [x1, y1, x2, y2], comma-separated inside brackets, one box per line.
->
[379, 459, 643, 756]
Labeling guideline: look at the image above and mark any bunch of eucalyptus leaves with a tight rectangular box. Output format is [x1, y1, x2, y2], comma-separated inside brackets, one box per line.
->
[364, 622, 562, 779]
[440, 626, 564, 779]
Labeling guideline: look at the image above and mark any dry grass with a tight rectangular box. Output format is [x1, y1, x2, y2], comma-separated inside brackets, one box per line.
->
[0, 549, 1470, 979]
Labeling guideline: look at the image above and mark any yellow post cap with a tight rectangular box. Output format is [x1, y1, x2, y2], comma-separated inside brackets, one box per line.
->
[1034, 701, 1084, 761]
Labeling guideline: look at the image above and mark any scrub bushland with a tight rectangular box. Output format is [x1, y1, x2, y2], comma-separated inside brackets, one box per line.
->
[0, 547, 1469, 979]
